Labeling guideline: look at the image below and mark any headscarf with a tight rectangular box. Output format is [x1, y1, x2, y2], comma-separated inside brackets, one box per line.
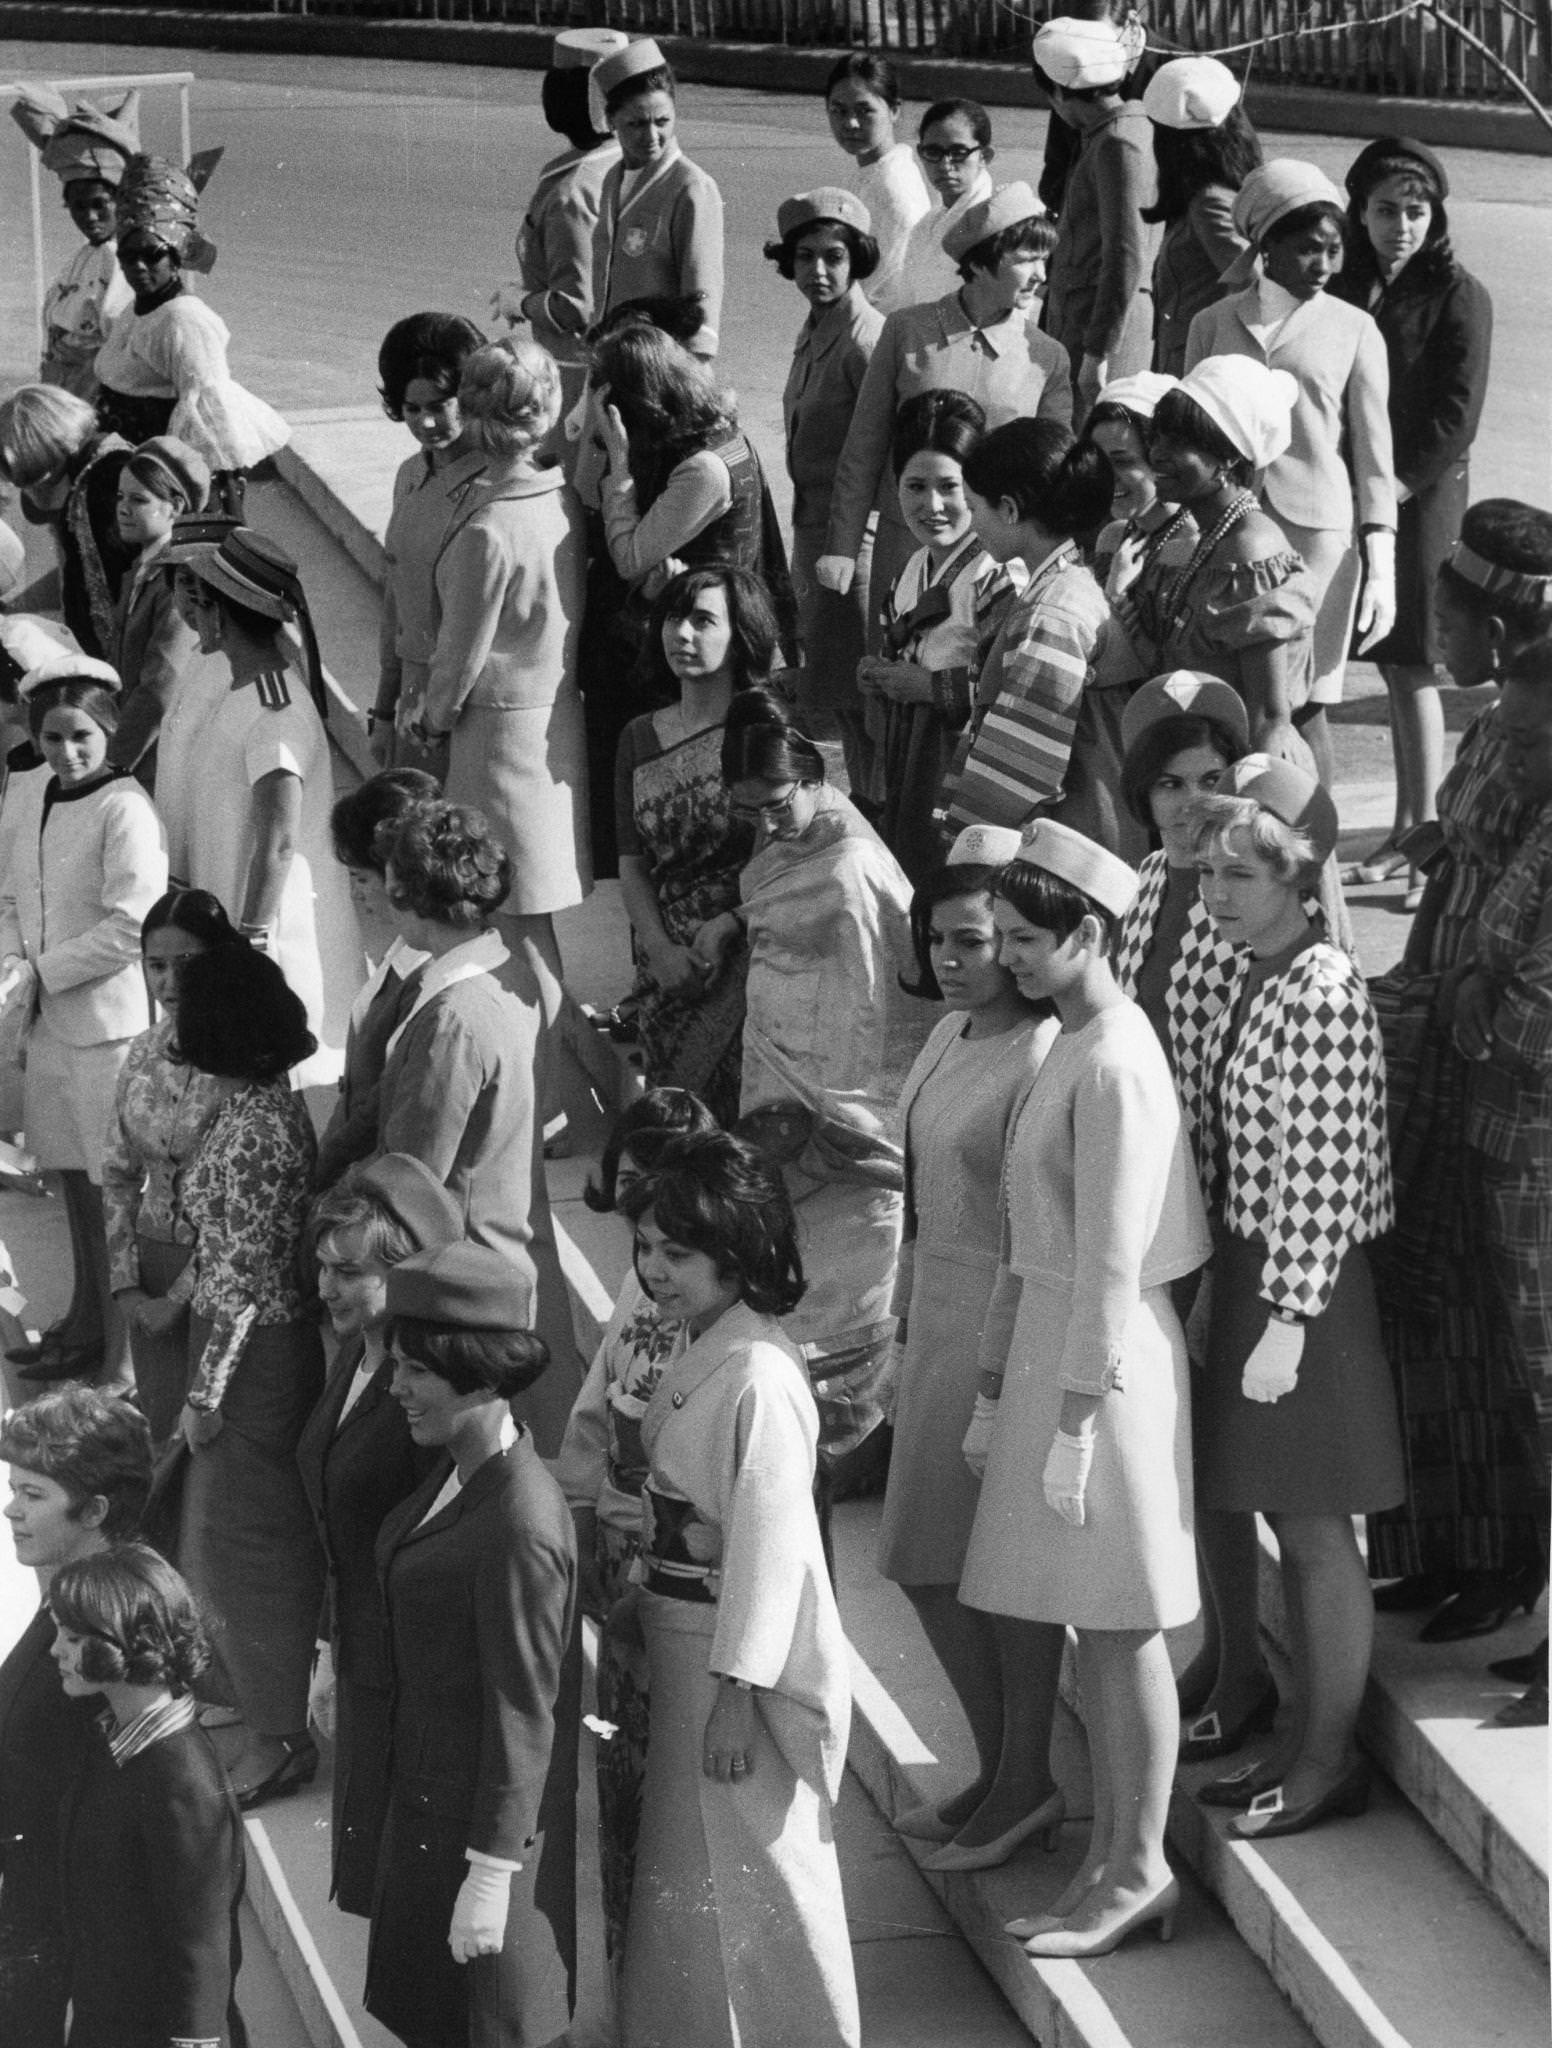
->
[115, 151, 224, 275]
[10, 85, 140, 187]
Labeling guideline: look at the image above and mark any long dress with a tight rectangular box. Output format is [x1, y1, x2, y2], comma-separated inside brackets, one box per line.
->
[876, 1009, 1057, 1587]
[621, 1299, 859, 2048]
[614, 715, 754, 1127]
[959, 1003, 1209, 1631]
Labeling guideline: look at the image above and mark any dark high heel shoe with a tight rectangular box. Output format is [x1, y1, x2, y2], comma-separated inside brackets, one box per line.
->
[1488, 1638, 1548, 1686]
[1197, 1759, 1280, 1810]
[1179, 1675, 1279, 1764]
[236, 1735, 319, 1812]
[1230, 1761, 1371, 1840]
[1373, 1572, 1458, 1614]
[1418, 1567, 1545, 1643]
[1494, 1683, 1548, 1729]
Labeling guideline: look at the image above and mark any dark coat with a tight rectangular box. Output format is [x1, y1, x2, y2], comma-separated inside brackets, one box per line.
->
[107, 563, 199, 784]
[295, 1333, 435, 1915]
[314, 959, 424, 1191]
[365, 1434, 581, 2048]
[59, 1715, 247, 2048]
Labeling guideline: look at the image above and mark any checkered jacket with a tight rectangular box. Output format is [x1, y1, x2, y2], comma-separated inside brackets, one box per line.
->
[1115, 852, 1240, 1150]
[1199, 940, 1393, 1320]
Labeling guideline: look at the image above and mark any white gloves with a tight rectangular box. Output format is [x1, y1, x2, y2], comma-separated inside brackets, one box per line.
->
[962, 1392, 999, 1477]
[1355, 528, 1397, 652]
[308, 1641, 336, 1743]
[815, 554, 856, 597]
[489, 282, 526, 327]
[1043, 1430, 1095, 1527]
[1242, 1317, 1304, 1403]
[449, 1860, 514, 1964]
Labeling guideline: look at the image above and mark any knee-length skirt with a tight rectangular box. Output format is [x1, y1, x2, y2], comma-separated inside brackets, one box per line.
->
[23, 1017, 129, 1179]
[445, 695, 592, 917]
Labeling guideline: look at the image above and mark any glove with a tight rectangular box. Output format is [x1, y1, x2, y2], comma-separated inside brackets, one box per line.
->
[962, 1392, 999, 1477]
[1042, 1429, 1094, 1527]
[449, 1860, 514, 1964]
[1355, 527, 1397, 652]
[815, 554, 856, 597]
[490, 281, 526, 326]
[308, 1641, 336, 1743]
[1242, 1317, 1304, 1403]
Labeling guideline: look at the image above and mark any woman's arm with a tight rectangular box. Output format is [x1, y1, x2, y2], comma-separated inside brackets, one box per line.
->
[1346, 314, 1398, 533]
[469, 1512, 575, 1859]
[35, 794, 168, 993]
[108, 586, 198, 772]
[671, 175, 726, 357]
[143, 1755, 239, 2045]
[423, 515, 514, 735]
[239, 768, 300, 939]
[619, 854, 704, 995]
[1398, 273, 1494, 495]
[100, 1051, 149, 1295]
[601, 448, 731, 583]
[1187, 184, 1248, 281]
[1080, 125, 1151, 394]
[822, 313, 904, 563]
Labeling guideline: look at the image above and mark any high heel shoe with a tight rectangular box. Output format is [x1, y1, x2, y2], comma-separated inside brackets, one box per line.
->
[1418, 1567, 1545, 1643]
[1020, 1877, 1180, 1958]
[235, 1734, 319, 1812]
[1488, 1638, 1548, 1686]
[1494, 1682, 1548, 1728]
[893, 1799, 962, 1844]
[1197, 1759, 1280, 1810]
[1178, 1675, 1279, 1764]
[1373, 1571, 1458, 1613]
[923, 1789, 1066, 1873]
[1230, 1760, 1371, 1840]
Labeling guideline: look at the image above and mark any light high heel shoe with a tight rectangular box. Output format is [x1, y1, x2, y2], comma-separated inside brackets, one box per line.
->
[1020, 1876, 1180, 1958]
[923, 1789, 1066, 1873]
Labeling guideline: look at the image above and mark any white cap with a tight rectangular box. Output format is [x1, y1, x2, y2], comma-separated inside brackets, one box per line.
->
[1177, 354, 1299, 470]
[18, 652, 121, 701]
[946, 823, 1023, 868]
[1142, 57, 1241, 131]
[1032, 16, 1129, 91]
[1094, 370, 1178, 421]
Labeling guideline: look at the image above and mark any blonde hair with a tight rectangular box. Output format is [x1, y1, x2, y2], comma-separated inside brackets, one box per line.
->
[1192, 792, 1318, 887]
[458, 338, 561, 460]
[0, 384, 99, 489]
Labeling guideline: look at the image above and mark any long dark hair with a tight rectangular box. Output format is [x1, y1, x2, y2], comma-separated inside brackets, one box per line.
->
[636, 565, 779, 704]
[1143, 109, 1263, 226]
[720, 686, 825, 788]
[590, 322, 734, 506]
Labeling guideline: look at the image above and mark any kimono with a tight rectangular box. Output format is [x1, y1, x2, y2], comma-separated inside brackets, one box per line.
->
[620, 1300, 859, 2048]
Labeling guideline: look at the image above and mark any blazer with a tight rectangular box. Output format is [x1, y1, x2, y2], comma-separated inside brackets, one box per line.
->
[1185, 287, 1396, 533]
[518, 139, 622, 366]
[108, 558, 198, 776]
[783, 284, 883, 534]
[0, 1607, 96, 1948]
[592, 145, 724, 355]
[0, 767, 167, 1046]
[1044, 101, 1156, 371]
[314, 955, 425, 1190]
[59, 1717, 246, 2048]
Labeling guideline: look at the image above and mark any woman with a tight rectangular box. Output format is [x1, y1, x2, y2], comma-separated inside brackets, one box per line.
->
[51, 1543, 246, 2048]
[959, 821, 1209, 1952]
[1140, 57, 1260, 377]
[615, 565, 775, 1125]
[372, 310, 488, 774]
[820, 182, 1071, 652]
[878, 827, 1062, 1854]
[1332, 137, 1493, 904]
[168, 942, 327, 1809]
[374, 798, 580, 1455]
[0, 649, 167, 1393]
[590, 39, 724, 358]
[1366, 502, 1552, 1647]
[823, 50, 931, 313]
[0, 1386, 151, 2046]
[168, 522, 363, 1089]
[767, 187, 883, 777]
[296, 1153, 463, 1916]
[615, 1130, 859, 2047]
[0, 383, 130, 656]
[107, 433, 208, 785]
[102, 888, 246, 1445]
[315, 769, 438, 1191]
[895, 99, 996, 313]
[1186, 159, 1397, 778]
[367, 1241, 579, 2048]
[1034, 16, 1157, 407]
[413, 337, 591, 1024]
[1192, 758, 1402, 1831]
[1082, 371, 1186, 598]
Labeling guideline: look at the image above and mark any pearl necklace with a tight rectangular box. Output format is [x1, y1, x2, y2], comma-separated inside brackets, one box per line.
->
[1162, 490, 1259, 632]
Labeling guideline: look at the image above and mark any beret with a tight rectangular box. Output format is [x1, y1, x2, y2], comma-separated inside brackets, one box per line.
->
[129, 435, 211, 515]
[1176, 354, 1299, 470]
[1032, 17, 1130, 91]
[18, 652, 121, 701]
[776, 187, 871, 241]
[1094, 370, 1177, 421]
[942, 180, 1042, 263]
[1344, 133, 1448, 203]
[1013, 817, 1139, 918]
[1121, 671, 1250, 757]
[385, 1241, 537, 1331]
[342, 1153, 463, 1254]
[1142, 57, 1241, 131]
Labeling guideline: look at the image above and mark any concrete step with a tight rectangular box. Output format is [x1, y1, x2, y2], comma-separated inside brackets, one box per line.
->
[275, 409, 402, 592]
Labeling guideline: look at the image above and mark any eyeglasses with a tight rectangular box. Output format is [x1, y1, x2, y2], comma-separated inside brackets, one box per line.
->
[918, 144, 982, 166]
[729, 784, 803, 822]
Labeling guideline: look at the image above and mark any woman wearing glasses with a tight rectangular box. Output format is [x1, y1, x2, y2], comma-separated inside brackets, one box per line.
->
[893, 100, 996, 314]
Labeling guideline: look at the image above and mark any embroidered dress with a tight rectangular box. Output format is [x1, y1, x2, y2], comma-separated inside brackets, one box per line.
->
[40, 237, 131, 398]
[614, 715, 754, 1126]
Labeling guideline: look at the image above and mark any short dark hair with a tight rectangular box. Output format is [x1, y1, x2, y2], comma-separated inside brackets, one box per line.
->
[141, 886, 244, 954]
[49, 1544, 210, 1691]
[603, 63, 676, 120]
[919, 97, 993, 148]
[764, 219, 881, 284]
[1261, 200, 1345, 250]
[962, 419, 1113, 538]
[542, 64, 610, 151]
[890, 387, 985, 477]
[825, 50, 902, 108]
[994, 857, 1121, 956]
[378, 311, 487, 423]
[380, 800, 511, 928]
[331, 768, 440, 873]
[174, 944, 317, 1082]
[386, 1317, 549, 1399]
[618, 1130, 805, 1317]
[956, 213, 1057, 282]
[27, 677, 119, 741]
[637, 564, 780, 703]
[0, 1387, 151, 1539]
[1121, 711, 1245, 829]
[1149, 388, 1254, 487]
[585, 1086, 719, 1212]
[1436, 499, 1552, 638]
[721, 686, 826, 788]
[903, 860, 1008, 1001]
[1143, 110, 1263, 226]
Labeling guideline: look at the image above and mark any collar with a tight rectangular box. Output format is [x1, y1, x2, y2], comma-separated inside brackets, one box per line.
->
[642, 1299, 771, 1450]
[105, 1691, 197, 1767]
[44, 766, 128, 808]
[384, 926, 508, 1060]
[612, 140, 683, 216]
[946, 289, 1018, 357]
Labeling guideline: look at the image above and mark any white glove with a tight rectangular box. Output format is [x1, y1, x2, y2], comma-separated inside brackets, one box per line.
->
[308, 1641, 336, 1743]
[490, 281, 526, 326]
[0, 955, 26, 1008]
[449, 1860, 514, 1964]
[815, 554, 856, 597]
[1355, 528, 1397, 652]
[1042, 1429, 1094, 1527]
[962, 1392, 999, 1477]
[1242, 1317, 1304, 1403]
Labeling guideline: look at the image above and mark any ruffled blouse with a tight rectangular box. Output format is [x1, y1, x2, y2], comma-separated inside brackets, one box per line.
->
[94, 293, 289, 471]
[101, 1017, 231, 1293]
[1118, 516, 1316, 702]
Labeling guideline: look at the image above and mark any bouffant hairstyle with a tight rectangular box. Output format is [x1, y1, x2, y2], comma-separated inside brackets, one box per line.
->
[307, 1180, 420, 1274]
[1436, 499, 1552, 638]
[1193, 791, 1320, 888]
[331, 768, 440, 874]
[26, 676, 120, 741]
[585, 1086, 719, 1212]
[174, 944, 317, 1082]
[962, 419, 1113, 540]
[0, 1387, 151, 1539]
[603, 62, 676, 120]
[618, 1129, 805, 1317]
[378, 311, 487, 422]
[890, 387, 985, 479]
[902, 860, 1012, 1001]
[993, 858, 1122, 957]
[763, 217, 881, 285]
[49, 1544, 210, 1692]
[638, 564, 780, 703]
[1261, 199, 1345, 251]
[386, 1318, 549, 1400]
[720, 686, 826, 789]
[1121, 711, 1245, 830]
[141, 885, 244, 954]
[1149, 387, 1255, 488]
[824, 50, 903, 109]
[379, 800, 512, 928]
[1143, 110, 1263, 226]
[0, 384, 98, 489]
[542, 64, 611, 152]
[458, 337, 562, 460]
[956, 212, 1057, 283]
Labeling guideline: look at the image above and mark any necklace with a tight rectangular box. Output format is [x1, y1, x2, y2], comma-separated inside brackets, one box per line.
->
[1162, 490, 1258, 633]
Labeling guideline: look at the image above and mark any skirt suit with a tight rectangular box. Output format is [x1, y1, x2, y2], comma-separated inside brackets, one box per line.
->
[960, 1003, 1210, 1632]
[876, 1009, 1057, 1586]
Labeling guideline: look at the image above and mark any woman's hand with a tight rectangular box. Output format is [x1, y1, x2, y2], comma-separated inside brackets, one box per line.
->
[1354, 529, 1397, 654]
[1042, 1429, 1095, 1527]
[1451, 967, 1498, 1063]
[0, 955, 26, 1009]
[489, 282, 526, 328]
[689, 913, 741, 977]
[646, 937, 705, 997]
[703, 1679, 758, 1783]
[308, 1640, 337, 1742]
[600, 400, 631, 478]
[407, 718, 451, 756]
[815, 555, 856, 598]
[962, 1392, 999, 1477]
[132, 1294, 186, 1337]
[1242, 1318, 1303, 1403]
[366, 713, 394, 769]
[1077, 353, 1109, 412]
[180, 1402, 223, 1452]
[449, 1862, 514, 1964]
